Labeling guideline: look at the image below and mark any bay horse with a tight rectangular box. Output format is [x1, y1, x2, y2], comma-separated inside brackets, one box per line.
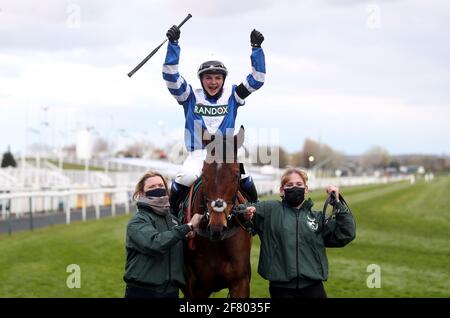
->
[181, 126, 252, 298]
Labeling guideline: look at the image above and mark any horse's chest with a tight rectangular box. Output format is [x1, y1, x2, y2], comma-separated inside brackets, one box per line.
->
[190, 243, 248, 279]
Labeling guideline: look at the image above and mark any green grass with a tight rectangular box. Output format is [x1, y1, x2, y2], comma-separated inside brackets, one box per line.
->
[1, 177, 449, 298]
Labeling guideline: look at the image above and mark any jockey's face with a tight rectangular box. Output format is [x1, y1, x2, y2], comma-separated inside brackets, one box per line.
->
[201, 74, 224, 97]
[143, 176, 166, 193]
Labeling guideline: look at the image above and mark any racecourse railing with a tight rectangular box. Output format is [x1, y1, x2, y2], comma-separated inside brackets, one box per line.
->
[0, 174, 414, 236]
[0, 187, 134, 235]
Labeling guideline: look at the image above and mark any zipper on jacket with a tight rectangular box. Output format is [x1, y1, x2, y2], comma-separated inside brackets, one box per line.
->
[164, 216, 172, 283]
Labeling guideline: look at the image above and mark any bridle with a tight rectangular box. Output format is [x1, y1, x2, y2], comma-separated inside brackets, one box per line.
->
[202, 172, 241, 224]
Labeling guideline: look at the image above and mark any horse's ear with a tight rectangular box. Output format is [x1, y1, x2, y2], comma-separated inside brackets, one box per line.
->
[234, 125, 245, 150]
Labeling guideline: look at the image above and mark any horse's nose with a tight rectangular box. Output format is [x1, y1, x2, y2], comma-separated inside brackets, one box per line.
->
[215, 200, 223, 208]
[208, 224, 224, 232]
[207, 224, 227, 241]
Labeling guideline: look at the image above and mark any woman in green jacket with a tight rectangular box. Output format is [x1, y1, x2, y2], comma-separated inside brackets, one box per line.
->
[243, 168, 356, 298]
[123, 171, 202, 298]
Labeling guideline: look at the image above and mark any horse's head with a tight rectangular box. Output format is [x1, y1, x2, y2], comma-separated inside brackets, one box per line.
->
[201, 126, 245, 241]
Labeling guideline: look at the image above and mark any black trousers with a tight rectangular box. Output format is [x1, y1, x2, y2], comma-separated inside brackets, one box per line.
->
[124, 284, 179, 299]
[269, 281, 327, 298]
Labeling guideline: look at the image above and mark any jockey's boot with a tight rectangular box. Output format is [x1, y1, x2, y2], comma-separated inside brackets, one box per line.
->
[169, 181, 190, 218]
[240, 175, 258, 203]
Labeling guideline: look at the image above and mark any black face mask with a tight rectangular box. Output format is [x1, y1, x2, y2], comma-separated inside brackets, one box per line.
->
[283, 186, 305, 207]
[145, 188, 167, 198]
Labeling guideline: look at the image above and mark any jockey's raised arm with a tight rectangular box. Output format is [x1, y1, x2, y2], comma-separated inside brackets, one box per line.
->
[234, 30, 266, 104]
[162, 41, 192, 105]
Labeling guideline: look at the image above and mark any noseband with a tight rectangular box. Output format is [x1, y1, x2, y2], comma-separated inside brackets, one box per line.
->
[195, 172, 248, 239]
[203, 172, 240, 222]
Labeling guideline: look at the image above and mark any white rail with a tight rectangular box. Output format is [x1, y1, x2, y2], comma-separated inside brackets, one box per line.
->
[0, 187, 133, 224]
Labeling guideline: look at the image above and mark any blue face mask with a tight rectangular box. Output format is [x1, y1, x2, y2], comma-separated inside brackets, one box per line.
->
[145, 188, 167, 198]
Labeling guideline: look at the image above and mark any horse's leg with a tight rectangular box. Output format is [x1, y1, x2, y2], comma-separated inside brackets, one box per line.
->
[183, 268, 212, 298]
[189, 282, 213, 298]
[183, 268, 213, 298]
[226, 230, 252, 298]
[228, 258, 251, 298]
[183, 280, 211, 298]
[228, 276, 250, 298]
[188, 259, 218, 298]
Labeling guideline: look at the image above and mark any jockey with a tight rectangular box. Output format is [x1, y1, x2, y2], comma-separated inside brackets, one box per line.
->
[163, 25, 266, 216]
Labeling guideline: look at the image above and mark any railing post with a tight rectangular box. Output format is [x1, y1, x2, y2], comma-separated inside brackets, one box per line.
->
[125, 191, 130, 215]
[1, 199, 5, 220]
[2, 198, 12, 235]
[82, 194, 86, 222]
[49, 195, 54, 226]
[29, 197, 34, 232]
[7, 204, 12, 236]
[95, 198, 100, 220]
[43, 194, 47, 215]
[111, 192, 116, 217]
[65, 195, 71, 225]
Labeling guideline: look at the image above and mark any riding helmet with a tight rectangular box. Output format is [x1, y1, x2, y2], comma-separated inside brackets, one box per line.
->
[197, 61, 228, 78]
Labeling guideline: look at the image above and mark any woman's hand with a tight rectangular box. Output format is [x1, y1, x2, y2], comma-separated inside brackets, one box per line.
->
[189, 213, 203, 229]
[326, 185, 340, 202]
[243, 207, 256, 220]
[185, 213, 203, 238]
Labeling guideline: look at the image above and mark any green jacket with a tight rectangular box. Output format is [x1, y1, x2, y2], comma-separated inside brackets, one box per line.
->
[252, 197, 356, 287]
[123, 205, 191, 291]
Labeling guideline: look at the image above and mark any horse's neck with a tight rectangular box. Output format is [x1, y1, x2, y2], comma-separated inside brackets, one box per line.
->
[236, 190, 247, 205]
[193, 183, 205, 211]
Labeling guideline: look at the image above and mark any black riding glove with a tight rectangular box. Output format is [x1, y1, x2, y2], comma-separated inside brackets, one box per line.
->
[250, 29, 264, 48]
[166, 25, 180, 43]
[235, 204, 247, 214]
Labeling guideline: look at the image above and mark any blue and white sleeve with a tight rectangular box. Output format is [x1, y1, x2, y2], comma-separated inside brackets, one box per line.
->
[162, 42, 192, 105]
[234, 47, 266, 105]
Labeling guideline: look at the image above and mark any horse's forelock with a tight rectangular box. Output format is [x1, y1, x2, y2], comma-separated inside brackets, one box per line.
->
[202, 162, 240, 199]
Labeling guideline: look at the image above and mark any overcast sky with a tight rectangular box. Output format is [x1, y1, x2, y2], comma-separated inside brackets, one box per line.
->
[1, 0, 449, 156]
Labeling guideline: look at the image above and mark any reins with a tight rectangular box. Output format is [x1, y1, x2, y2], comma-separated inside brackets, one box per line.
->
[322, 192, 349, 229]
[185, 173, 249, 250]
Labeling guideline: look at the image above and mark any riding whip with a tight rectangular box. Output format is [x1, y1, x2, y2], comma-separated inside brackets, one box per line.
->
[127, 13, 192, 78]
